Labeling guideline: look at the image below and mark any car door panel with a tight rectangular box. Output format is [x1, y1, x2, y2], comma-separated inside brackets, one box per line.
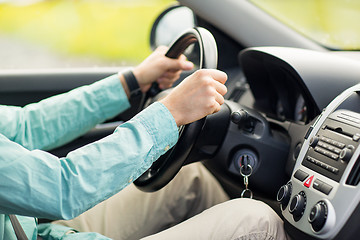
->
[0, 68, 137, 157]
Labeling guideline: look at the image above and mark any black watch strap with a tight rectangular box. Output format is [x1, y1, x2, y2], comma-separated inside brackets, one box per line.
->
[123, 70, 140, 95]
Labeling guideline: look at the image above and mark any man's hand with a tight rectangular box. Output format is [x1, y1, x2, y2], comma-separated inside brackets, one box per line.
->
[133, 46, 193, 93]
[160, 69, 228, 126]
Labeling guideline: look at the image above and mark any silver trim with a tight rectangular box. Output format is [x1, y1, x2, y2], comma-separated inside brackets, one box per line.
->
[282, 84, 360, 239]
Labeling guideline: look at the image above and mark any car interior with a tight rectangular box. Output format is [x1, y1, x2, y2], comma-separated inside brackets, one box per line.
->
[1, 0, 360, 239]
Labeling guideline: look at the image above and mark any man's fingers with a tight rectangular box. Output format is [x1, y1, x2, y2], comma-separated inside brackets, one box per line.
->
[212, 79, 228, 96]
[214, 92, 225, 106]
[164, 57, 193, 72]
[208, 69, 228, 84]
[179, 54, 187, 61]
[156, 45, 169, 53]
[161, 71, 180, 79]
[157, 71, 181, 89]
[159, 82, 173, 90]
[211, 101, 222, 115]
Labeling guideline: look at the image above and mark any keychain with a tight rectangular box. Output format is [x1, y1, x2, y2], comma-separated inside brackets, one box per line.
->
[240, 164, 253, 198]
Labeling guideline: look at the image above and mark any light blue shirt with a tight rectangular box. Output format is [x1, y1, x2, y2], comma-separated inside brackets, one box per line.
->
[0, 74, 179, 239]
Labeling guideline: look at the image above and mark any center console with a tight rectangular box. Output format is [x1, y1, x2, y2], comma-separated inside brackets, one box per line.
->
[278, 84, 360, 240]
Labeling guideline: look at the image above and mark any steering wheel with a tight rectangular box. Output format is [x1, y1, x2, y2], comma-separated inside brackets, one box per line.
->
[134, 27, 218, 192]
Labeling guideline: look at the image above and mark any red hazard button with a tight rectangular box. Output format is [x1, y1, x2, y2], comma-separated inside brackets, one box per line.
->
[304, 175, 314, 188]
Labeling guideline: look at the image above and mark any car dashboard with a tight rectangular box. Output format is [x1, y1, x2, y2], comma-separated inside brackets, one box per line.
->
[281, 85, 360, 240]
[202, 45, 360, 240]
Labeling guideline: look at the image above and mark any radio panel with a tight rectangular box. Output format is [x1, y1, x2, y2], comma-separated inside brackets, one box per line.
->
[302, 117, 360, 182]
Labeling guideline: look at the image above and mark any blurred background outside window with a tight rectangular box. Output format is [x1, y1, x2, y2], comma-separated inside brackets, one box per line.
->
[0, 0, 175, 69]
[1, 0, 360, 69]
[252, 0, 360, 50]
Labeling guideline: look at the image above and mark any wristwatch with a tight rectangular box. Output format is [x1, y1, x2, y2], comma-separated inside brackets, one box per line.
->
[123, 70, 140, 96]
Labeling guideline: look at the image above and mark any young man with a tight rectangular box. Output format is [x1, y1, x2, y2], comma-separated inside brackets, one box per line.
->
[1, 46, 288, 240]
[0, 46, 228, 239]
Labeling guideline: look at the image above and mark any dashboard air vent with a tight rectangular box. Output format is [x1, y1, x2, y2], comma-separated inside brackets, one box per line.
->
[346, 155, 360, 186]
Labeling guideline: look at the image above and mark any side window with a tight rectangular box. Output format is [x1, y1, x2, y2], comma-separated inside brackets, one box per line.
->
[0, 0, 175, 69]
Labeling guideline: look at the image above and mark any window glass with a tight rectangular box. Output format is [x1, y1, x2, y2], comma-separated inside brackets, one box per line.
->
[252, 0, 360, 50]
[0, 0, 175, 69]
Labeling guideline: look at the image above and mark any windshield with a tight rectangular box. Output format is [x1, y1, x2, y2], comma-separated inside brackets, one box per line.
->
[0, 0, 175, 69]
[252, 0, 360, 50]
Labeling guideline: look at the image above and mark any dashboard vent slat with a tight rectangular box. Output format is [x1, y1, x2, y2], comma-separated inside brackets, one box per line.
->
[346, 155, 360, 186]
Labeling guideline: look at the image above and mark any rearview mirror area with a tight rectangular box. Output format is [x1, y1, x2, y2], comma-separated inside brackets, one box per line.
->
[150, 5, 196, 50]
[150, 5, 203, 68]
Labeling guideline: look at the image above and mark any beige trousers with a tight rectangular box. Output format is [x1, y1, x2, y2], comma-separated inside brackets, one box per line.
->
[54, 163, 289, 240]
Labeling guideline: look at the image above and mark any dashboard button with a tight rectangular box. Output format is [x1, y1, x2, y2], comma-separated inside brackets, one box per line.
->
[321, 137, 331, 144]
[321, 183, 333, 195]
[307, 156, 316, 163]
[329, 153, 338, 160]
[334, 141, 346, 149]
[317, 141, 326, 148]
[314, 158, 322, 166]
[294, 169, 309, 182]
[327, 145, 335, 151]
[323, 163, 331, 170]
[313, 179, 333, 195]
[333, 148, 341, 154]
[314, 147, 326, 155]
[329, 166, 339, 174]
[319, 162, 327, 169]
[313, 179, 323, 191]
[304, 175, 314, 188]
[353, 133, 360, 142]
[321, 136, 345, 149]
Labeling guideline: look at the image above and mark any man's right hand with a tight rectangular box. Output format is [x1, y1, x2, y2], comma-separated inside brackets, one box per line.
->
[160, 69, 228, 127]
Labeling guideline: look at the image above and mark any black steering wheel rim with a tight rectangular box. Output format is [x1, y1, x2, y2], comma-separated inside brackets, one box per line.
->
[134, 27, 218, 192]
[146, 27, 218, 97]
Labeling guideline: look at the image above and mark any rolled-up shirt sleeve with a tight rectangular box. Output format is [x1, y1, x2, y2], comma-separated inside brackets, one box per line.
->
[0, 102, 179, 220]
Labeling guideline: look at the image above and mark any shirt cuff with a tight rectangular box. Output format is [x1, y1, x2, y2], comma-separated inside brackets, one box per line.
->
[118, 101, 179, 164]
[139, 102, 179, 155]
[38, 223, 112, 240]
[37, 223, 78, 239]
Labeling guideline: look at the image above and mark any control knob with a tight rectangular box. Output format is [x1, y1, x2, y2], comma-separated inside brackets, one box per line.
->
[339, 145, 354, 162]
[231, 109, 255, 132]
[309, 201, 328, 232]
[309, 136, 319, 148]
[231, 109, 248, 126]
[277, 182, 292, 210]
[289, 191, 306, 221]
